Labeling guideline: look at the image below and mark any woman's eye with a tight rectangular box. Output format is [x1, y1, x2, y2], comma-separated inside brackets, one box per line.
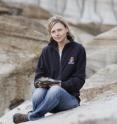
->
[51, 30, 55, 34]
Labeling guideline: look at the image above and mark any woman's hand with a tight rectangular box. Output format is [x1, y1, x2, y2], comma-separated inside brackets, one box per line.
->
[34, 82, 49, 89]
[49, 82, 61, 87]
[34, 78, 61, 88]
[34, 82, 39, 88]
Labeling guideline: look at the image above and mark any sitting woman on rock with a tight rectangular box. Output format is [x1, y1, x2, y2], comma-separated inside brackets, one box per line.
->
[13, 15, 86, 123]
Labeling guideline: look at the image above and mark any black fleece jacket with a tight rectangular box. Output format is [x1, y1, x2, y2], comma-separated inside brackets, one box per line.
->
[34, 40, 86, 99]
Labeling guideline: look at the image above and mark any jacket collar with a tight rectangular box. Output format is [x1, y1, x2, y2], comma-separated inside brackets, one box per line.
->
[48, 39, 74, 50]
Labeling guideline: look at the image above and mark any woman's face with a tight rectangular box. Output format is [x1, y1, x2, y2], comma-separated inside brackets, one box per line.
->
[50, 22, 68, 44]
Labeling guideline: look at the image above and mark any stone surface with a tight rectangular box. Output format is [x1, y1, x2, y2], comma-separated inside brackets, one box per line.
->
[0, 92, 117, 124]
[0, 14, 48, 116]
[81, 64, 117, 101]
[0, 15, 48, 41]
[2, 0, 117, 33]
[23, 93, 117, 124]
[39, 0, 117, 27]
[15, 0, 116, 25]
[85, 27, 117, 77]
[0, 1, 51, 19]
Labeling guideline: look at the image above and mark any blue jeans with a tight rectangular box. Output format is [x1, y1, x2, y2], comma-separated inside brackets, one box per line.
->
[28, 85, 79, 121]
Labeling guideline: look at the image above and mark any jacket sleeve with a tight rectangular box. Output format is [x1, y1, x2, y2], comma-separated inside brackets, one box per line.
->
[61, 46, 86, 93]
[34, 48, 48, 83]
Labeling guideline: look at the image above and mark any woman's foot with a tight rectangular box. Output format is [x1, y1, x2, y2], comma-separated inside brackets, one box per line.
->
[13, 113, 29, 123]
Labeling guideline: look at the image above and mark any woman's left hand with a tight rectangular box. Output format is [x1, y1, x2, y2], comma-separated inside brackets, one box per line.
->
[49, 83, 61, 87]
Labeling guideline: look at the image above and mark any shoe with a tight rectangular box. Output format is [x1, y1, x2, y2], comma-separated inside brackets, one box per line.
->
[13, 113, 29, 123]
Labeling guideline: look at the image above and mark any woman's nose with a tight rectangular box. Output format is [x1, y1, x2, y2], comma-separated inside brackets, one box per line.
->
[55, 31, 59, 36]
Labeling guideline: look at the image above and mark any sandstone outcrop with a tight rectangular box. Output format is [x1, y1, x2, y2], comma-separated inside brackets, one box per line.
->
[86, 27, 117, 77]
[39, 0, 117, 33]
[0, 1, 51, 19]
[81, 64, 117, 101]
[0, 85, 117, 124]
[2, 0, 117, 34]
[0, 7, 49, 115]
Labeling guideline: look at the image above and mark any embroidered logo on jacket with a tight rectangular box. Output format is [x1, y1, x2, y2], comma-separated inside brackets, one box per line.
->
[68, 57, 75, 64]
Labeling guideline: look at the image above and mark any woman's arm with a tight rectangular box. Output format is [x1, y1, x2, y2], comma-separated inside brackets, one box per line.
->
[34, 48, 48, 87]
[61, 46, 86, 93]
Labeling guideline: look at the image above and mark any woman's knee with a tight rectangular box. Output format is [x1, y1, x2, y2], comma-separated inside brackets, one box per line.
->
[48, 85, 62, 95]
[32, 88, 47, 101]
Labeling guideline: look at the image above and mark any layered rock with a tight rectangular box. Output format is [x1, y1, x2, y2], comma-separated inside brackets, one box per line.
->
[81, 64, 117, 101]
[40, 0, 117, 25]
[0, 89, 117, 124]
[0, 1, 51, 19]
[0, 12, 49, 116]
[2, 0, 117, 33]
[86, 27, 117, 77]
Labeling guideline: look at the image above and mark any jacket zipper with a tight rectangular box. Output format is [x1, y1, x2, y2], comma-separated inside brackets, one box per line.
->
[58, 51, 62, 80]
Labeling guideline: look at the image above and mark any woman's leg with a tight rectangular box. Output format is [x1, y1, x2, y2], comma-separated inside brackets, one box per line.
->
[13, 88, 47, 123]
[28, 85, 79, 121]
[32, 88, 47, 111]
[50, 86, 79, 112]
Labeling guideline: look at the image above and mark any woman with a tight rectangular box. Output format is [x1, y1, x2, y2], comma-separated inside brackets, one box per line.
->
[13, 15, 86, 123]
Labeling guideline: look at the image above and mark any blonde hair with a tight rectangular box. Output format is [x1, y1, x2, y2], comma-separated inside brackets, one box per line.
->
[48, 15, 74, 42]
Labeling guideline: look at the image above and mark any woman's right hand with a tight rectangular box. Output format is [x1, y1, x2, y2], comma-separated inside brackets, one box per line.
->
[34, 82, 39, 88]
